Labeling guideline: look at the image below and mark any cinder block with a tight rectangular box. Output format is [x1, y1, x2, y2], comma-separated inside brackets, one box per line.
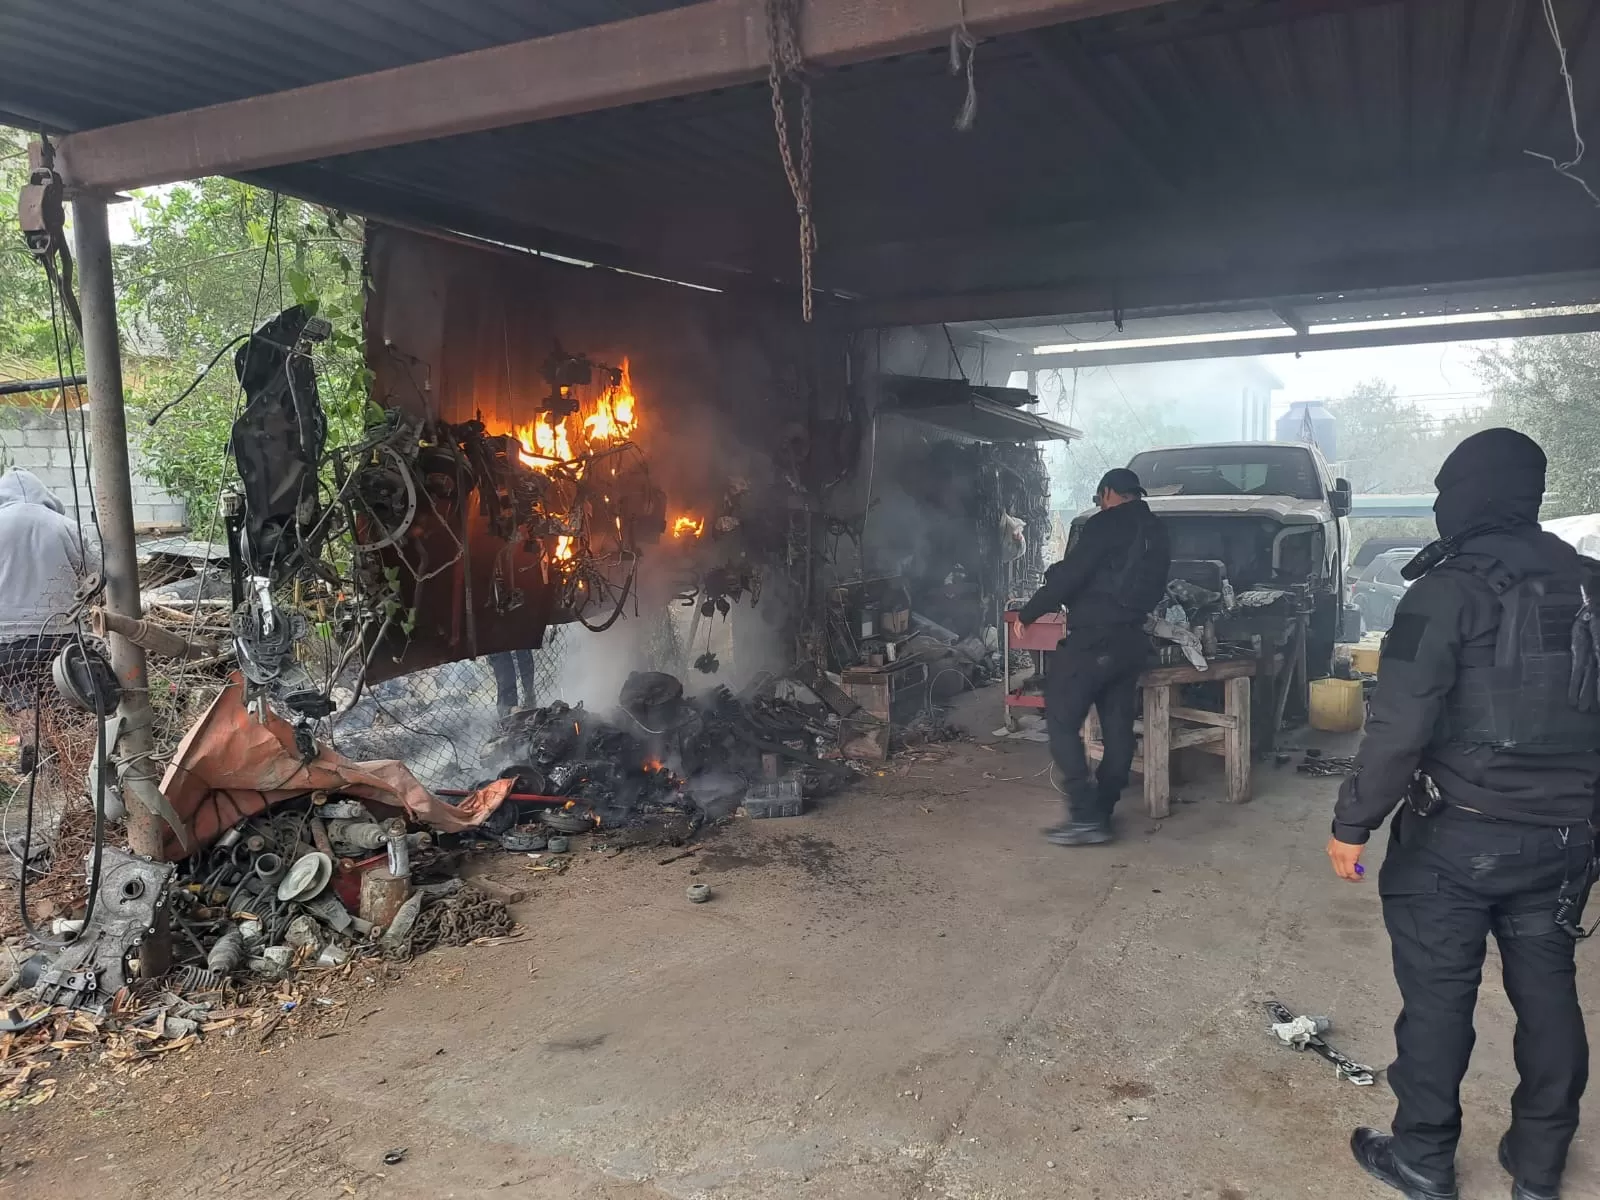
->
[3, 445, 52, 468]
[22, 428, 65, 450]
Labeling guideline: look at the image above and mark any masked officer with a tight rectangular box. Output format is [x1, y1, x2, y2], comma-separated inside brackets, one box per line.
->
[1017, 467, 1169, 846]
[1328, 429, 1600, 1200]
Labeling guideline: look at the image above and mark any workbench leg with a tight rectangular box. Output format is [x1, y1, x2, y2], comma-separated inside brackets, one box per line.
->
[1144, 684, 1171, 819]
[1226, 676, 1252, 804]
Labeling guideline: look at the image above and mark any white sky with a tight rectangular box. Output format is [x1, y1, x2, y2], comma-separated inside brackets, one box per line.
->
[1261, 339, 1501, 418]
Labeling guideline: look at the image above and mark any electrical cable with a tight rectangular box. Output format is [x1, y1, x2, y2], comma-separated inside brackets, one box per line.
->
[143, 334, 250, 427]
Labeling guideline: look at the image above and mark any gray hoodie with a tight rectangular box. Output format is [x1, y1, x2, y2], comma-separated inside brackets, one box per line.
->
[0, 469, 100, 640]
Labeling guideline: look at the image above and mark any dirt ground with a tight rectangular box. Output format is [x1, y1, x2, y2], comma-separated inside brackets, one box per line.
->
[1, 690, 1596, 1200]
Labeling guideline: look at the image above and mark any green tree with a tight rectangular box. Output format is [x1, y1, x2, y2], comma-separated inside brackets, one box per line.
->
[1476, 333, 1600, 518]
[116, 180, 367, 531]
[1326, 378, 1483, 496]
[0, 128, 68, 374]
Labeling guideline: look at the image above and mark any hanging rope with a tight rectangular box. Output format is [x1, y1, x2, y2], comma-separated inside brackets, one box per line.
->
[766, 0, 816, 322]
[949, 0, 979, 132]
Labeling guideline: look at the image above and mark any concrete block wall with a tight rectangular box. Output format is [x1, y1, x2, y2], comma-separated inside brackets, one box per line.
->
[0, 404, 188, 529]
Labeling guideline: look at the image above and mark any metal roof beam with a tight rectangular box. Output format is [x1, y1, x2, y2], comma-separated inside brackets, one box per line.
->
[1023, 310, 1600, 368]
[53, 0, 1171, 193]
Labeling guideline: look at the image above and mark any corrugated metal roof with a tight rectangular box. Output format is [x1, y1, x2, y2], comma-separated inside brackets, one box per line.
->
[0, 0, 1596, 320]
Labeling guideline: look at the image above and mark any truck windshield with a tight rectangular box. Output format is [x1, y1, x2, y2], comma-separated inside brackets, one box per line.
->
[1126, 446, 1324, 501]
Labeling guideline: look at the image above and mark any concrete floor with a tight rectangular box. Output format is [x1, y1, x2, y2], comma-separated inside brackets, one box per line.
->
[3, 694, 1598, 1200]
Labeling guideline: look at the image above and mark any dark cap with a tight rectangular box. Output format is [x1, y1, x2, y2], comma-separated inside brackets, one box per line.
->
[1096, 468, 1146, 498]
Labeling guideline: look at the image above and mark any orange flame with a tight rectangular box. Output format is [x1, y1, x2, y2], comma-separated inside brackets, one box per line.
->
[563, 800, 576, 811]
[553, 535, 575, 562]
[582, 359, 638, 444]
[513, 414, 574, 470]
[672, 515, 704, 539]
[643, 758, 664, 773]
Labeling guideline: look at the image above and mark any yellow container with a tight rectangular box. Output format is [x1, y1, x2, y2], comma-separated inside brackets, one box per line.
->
[1309, 677, 1365, 733]
[1349, 634, 1384, 676]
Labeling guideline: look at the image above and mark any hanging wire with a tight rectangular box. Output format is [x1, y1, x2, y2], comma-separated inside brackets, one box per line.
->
[949, 0, 979, 132]
[1526, 0, 1600, 208]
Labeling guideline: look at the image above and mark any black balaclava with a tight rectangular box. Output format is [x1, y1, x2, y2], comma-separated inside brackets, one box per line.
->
[1432, 427, 1546, 540]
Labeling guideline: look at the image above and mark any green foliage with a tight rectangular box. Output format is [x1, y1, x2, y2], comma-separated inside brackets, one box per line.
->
[1476, 334, 1600, 518]
[0, 129, 64, 372]
[1325, 378, 1484, 496]
[115, 179, 367, 532]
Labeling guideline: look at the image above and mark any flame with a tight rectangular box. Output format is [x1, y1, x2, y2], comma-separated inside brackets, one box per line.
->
[672, 515, 704, 539]
[572, 721, 581, 736]
[563, 800, 576, 811]
[514, 414, 574, 469]
[582, 359, 638, 444]
[643, 758, 664, 773]
[553, 535, 574, 562]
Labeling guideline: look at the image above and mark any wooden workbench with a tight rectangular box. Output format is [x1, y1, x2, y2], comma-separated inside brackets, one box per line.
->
[1084, 657, 1254, 819]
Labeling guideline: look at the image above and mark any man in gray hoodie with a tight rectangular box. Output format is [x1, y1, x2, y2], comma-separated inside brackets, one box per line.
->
[0, 469, 98, 683]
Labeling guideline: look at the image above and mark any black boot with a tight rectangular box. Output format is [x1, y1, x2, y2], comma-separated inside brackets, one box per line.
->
[1500, 1134, 1560, 1200]
[1350, 1129, 1458, 1200]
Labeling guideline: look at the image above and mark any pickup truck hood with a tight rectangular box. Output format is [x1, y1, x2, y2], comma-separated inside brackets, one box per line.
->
[1143, 495, 1329, 524]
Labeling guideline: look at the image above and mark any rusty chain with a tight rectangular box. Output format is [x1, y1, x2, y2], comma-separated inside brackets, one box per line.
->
[766, 0, 815, 322]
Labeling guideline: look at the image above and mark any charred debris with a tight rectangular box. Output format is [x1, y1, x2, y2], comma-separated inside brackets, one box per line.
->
[2, 277, 1050, 1092]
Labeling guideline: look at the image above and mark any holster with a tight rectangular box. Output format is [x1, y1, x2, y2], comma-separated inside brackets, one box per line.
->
[1555, 848, 1600, 940]
[1405, 771, 1444, 819]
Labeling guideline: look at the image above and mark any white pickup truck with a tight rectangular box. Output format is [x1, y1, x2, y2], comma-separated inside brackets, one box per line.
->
[1072, 441, 1353, 745]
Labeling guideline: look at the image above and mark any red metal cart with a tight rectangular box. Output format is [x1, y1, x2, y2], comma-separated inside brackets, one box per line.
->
[1002, 610, 1065, 729]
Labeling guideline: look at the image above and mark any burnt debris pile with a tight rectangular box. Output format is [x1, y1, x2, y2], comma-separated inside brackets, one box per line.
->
[481, 668, 859, 832]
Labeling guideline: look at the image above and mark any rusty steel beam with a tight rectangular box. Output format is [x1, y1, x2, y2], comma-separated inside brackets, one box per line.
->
[55, 0, 1173, 192]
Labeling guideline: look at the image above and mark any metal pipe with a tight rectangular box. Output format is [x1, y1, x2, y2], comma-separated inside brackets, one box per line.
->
[0, 374, 85, 396]
[76, 194, 176, 973]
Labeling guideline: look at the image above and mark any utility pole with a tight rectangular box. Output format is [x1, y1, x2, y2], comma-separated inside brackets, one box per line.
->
[74, 193, 174, 972]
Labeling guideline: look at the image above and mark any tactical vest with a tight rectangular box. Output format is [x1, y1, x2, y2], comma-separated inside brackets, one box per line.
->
[1441, 554, 1600, 753]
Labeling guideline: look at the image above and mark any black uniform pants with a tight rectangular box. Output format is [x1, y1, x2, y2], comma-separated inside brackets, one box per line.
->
[1044, 626, 1147, 825]
[488, 649, 537, 710]
[1380, 806, 1592, 1190]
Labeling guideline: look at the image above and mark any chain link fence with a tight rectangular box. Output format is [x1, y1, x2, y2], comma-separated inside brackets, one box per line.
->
[328, 629, 569, 791]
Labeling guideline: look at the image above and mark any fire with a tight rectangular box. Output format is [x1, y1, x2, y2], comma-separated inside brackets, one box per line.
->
[672, 515, 704, 539]
[643, 758, 664, 773]
[582, 359, 638, 444]
[553, 535, 574, 562]
[563, 800, 576, 811]
[515, 414, 574, 468]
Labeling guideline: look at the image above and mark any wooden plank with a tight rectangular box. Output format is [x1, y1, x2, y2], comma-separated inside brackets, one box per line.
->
[1143, 683, 1171, 819]
[1171, 726, 1224, 751]
[1225, 676, 1253, 804]
[53, 0, 1172, 192]
[1168, 706, 1237, 728]
[1136, 656, 1257, 688]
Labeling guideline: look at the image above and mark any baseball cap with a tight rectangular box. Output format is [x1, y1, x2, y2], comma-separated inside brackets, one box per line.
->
[1096, 468, 1146, 498]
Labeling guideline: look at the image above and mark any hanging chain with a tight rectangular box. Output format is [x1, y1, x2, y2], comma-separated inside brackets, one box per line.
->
[766, 0, 816, 322]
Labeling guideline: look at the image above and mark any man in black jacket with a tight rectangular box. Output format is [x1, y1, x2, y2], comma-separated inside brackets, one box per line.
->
[1018, 468, 1169, 846]
[1329, 429, 1600, 1200]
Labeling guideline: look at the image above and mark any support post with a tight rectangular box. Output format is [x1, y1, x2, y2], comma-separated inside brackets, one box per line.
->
[75, 194, 175, 972]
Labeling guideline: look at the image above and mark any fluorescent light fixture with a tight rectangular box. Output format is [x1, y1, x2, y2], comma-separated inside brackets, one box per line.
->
[1304, 306, 1600, 335]
[1031, 304, 1600, 355]
[1032, 327, 1295, 355]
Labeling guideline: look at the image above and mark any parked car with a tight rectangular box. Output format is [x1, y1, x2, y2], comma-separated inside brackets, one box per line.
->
[1351, 536, 1424, 571]
[1350, 548, 1413, 632]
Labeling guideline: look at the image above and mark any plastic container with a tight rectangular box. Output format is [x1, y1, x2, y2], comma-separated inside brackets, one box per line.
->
[1309, 677, 1365, 733]
[1349, 634, 1384, 676]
